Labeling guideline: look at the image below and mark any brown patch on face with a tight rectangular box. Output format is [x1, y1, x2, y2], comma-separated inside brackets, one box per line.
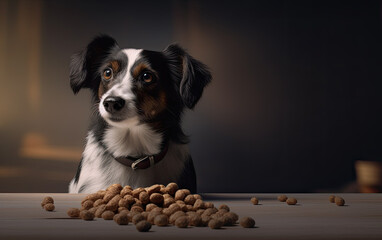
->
[132, 62, 150, 78]
[98, 82, 107, 99]
[139, 90, 167, 121]
[110, 60, 120, 72]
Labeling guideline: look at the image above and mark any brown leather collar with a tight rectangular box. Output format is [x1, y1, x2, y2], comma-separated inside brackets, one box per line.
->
[114, 144, 169, 170]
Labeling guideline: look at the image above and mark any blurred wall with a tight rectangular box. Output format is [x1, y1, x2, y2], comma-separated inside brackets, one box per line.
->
[0, 0, 381, 193]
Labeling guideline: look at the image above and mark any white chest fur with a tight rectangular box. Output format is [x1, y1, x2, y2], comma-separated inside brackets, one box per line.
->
[68, 130, 189, 193]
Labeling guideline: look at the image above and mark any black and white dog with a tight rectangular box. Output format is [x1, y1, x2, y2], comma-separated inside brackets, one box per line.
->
[68, 35, 211, 193]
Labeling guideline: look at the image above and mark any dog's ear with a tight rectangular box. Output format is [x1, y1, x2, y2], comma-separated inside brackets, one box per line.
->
[164, 44, 212, 109]
[70, 35, 118, 94]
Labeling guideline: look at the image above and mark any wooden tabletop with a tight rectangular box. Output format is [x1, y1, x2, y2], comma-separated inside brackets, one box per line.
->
[0, 193, 381, 239]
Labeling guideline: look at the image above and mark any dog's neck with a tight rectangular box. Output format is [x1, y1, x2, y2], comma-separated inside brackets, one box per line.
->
[102, 123, 163, 158]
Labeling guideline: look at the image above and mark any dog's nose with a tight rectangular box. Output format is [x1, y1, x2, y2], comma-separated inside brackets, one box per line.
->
[103, 97, 125, 113]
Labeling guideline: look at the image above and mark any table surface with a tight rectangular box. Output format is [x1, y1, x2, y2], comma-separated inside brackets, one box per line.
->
[0, 193, 381, 240]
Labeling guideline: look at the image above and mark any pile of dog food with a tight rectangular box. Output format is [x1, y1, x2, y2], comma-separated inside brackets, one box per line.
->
[42, 183, 255, 232]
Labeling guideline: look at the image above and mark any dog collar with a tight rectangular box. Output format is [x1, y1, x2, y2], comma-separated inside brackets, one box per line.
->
[114, 143, 169, 170]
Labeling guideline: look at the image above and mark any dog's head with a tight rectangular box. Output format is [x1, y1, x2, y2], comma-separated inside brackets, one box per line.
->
[70, 35, 211, 132]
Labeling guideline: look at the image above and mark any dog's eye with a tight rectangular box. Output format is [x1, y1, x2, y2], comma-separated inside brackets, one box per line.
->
[103, 68, 113, 80]
[141, 72, 153, 83]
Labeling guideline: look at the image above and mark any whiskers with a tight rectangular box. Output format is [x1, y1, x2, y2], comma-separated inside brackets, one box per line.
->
[90, 103, 100, 118]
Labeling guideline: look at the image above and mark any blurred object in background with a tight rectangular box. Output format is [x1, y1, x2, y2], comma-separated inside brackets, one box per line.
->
[355, 160, 382, 193]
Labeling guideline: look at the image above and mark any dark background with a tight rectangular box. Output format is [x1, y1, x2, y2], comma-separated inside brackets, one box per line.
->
[0, 0, 381, 193]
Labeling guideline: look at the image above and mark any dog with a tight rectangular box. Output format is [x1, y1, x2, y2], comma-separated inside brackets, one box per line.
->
[68, 35, 211, 193]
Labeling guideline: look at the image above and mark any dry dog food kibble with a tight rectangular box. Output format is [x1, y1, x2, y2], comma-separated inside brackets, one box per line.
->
[135, 220, 152, 232]
[80, 210, 95, 221]
[64, 182, 252, 232]
[102, 210, 115, 220]
[44, 203, 55, 211]
[208, 219, 223, 229]
[41, 196, 54, 208]
[278, 195, 288, 202]
[335, 196, 345, 206]
[175, 216, 189, 228]
[329, 195, 336, 203]
[251, 197, 259, 205]
[240, 217, 255, 228]
[114, 213, 129, 225]
[67, 208, 80, 218]
[286, 198, 297, 205]
[132, 213, 146, 225]
[154, 214, 169, 226]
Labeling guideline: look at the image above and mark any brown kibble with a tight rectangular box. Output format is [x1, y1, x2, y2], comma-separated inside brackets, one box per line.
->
[130, 206, 144, 213]
[286, 198, 297, 205]
[94, 199, 104, 207]
[41, 196, 54, 207]
[251, 197, 259, 205]
[103, 192, 117, 202]
[163, 197, 175, 208]
[220, 215, 236, 226]
[102, 210, 114, 220]
[120, 186, 133, 197]
[133, 199, 143, 208]
[118, 198, 129, 208]
[204, 202, 214, 209]
[139, 191, 150, 205]
[123, 195, 135, 205]
[127, 211, 140, 222]
[114, 213, 129, 225]
[147, 211, 162, 224]
[141, 211, 149, 220]
[150, 193, 164, 205]
[44, 203, 55, 211]
[80, 210, 95, 221]
[106, 195, 121, 211]
[95, 205, 107, 218]
[118, 207, 128, 213]
[201, 215, 211, 226]
[88, 207, 98, 215]
[218, 204, 230, 212]
[175, 216, 189, 228]
[335, 196, 345, 206]
[165, 182, 179, 196]
[154, 214, 169, 226]
[67, 208, 80, 218]
[82, 193, 103, 203]
[278, 195, 288, 202]
[224, 212, 239, 223]
[184, 195, 196, 205]
[202, 207, 218, 217]
[163, 193, 172, 199]
[174, 190, 186, 201]
[132, 187, 145, 198]
[135, 220, 152, 232]
[329, 195, 336, 203]
[132, 213, 146, 224]
[196, 209, 205, 215]
[81, 200, 94, 210]
[194, 194, 202, 200]
[193, 199, 205, 210]
[160, 186, 167, 194]
[240, 217, 255, 228]
[145, 203, 158, 212]
[182, 189, 191, 196]
[208, 218, 223, 229]
[169, 210, 186, 224]
[189, 214, 203, 226]
[147, 184, 161, 195]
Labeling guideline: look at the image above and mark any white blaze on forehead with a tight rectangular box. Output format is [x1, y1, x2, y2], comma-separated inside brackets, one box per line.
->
[124, 48, 143, 73]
